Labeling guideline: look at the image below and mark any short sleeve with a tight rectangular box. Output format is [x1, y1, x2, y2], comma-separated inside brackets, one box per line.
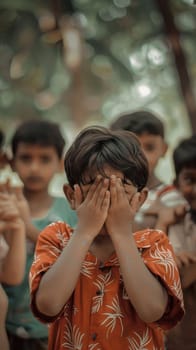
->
[29, 221, 72, 323]
[141, 230, 184, 330]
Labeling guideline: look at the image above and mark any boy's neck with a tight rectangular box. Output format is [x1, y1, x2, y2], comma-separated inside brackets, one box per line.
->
[147, 173, 163, 190]
[90, 235, 114, 263]
[23, 188, 54, 217]
[23, 188, 51, 201]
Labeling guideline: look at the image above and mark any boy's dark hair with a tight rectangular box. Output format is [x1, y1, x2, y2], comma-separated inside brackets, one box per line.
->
[110, 110, 164, 138]
[11, 119, 65, 158]
[64, 126, 149, 191]
[173, 134, 196, 177]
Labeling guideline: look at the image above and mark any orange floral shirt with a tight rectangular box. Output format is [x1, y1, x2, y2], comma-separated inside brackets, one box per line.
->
[30, 222, 184, 350]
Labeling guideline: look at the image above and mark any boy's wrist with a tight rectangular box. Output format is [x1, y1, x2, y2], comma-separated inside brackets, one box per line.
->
[109, 226, 134, 241]
[73, 227, 96, 245]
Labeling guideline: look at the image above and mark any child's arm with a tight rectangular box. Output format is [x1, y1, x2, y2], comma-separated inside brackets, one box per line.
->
[35, 176, 110, 317]
[0, 194, 26, 285]
[106, 176, 169, 324]
[0, 183, 40, 243]
[146, 200, 187, 233]
[11, 186, 40, 243]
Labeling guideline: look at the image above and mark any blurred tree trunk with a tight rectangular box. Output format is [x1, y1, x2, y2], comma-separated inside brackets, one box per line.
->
[51, 0, 89, 129]
[157, 0, 196, 133]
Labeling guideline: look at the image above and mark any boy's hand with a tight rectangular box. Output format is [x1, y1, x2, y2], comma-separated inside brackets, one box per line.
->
[175, 251, 196, 269]
[106, 176, 139, 237]
[0, 193, 20, 221]
[11, 186, 31, 224]
[74, 176, 110, 240]
[0, 193, 25, 233]
[146, 199, 187, 230]
[0, 181, 31, 225]
[0, 217, 25, 233]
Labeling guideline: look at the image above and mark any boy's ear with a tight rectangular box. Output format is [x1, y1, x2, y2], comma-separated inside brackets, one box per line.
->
[136, 187, 148, 210]
[63, 184, 75, 209]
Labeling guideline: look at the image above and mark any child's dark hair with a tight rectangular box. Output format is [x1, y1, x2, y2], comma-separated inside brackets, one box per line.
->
[64, 126, 149, 191]
[173, 134, 196, 177]
[110, 110, 164, 138]
[11, 119, 65, 159]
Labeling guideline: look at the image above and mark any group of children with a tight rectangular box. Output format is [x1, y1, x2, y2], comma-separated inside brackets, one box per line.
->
[0, 112, 195, 350]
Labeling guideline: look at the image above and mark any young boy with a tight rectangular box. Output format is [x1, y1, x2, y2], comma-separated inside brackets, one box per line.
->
[0, 193, 26, 350]
[30, 126, 184, 350]
[3, 120, 77, 350]
[164, 135, 196, 350]
[110, 110, 185, 231]
[0, 130, 26, 350]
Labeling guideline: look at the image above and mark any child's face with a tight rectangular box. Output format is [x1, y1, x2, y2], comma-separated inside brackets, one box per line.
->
[138, 133, 167, 175]
[78, 165, 138, 203]
[64, 165, 147, 236]
[12, 143, 62, 192]
[177, 167, 196, 210]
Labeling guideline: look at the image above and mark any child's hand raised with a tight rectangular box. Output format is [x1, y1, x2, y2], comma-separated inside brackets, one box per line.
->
[175, 251, 196, 269]
[146, 199, 187, 232]
[0, 193, 19, 221]
[0, 193, 25, 232]
[74, 175, 110, 240]
[11, 186, 31, 224]
[0, 182, 31, 226]
[106, 175, 139, 237]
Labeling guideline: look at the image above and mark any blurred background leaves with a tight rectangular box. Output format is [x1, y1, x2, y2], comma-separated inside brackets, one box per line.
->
[0, 0, 196, 149]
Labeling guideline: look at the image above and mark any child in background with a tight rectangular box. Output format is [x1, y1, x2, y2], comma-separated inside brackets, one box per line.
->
[3, 120, 77, 350]
[0, 130, 26, 350]
[30, 126, 184, 350]
[164, 135, 196, 350]
[110, 110, 185, 231]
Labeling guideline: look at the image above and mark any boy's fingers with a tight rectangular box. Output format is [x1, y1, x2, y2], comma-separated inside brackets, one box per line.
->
[74, 184, 83, 208]
[177, 252, 194, 266]
[86, 175, 102, 201]
[103, 190, 110, 208]
[110, 175, 117, 203]
[130, 192, 140, 212]
[94, 178, 109, 205]
[115, 178, 124, 200]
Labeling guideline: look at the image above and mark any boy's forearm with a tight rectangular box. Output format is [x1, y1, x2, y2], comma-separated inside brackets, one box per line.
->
[1, 223, 26, 285]
[36, 229, 93, 317]
[111, 232, 168, 323]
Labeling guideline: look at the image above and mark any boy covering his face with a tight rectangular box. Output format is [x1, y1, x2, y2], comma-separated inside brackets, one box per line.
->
[30, 126, 184, 350]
